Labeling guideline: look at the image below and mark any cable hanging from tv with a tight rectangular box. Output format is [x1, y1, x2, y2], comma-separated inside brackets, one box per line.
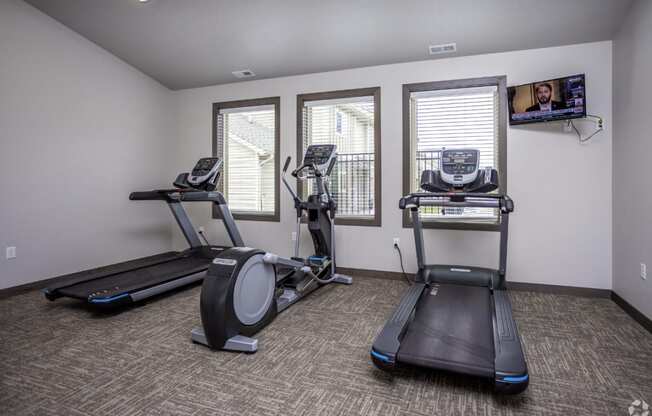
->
[569, 114, 604, 143]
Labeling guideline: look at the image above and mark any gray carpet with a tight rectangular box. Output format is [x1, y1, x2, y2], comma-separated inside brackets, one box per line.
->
[1, 276, 651, 416]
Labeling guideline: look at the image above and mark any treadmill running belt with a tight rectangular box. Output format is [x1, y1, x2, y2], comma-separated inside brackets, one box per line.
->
[56, 255, 209, 300]
[397, 283, 495, 378]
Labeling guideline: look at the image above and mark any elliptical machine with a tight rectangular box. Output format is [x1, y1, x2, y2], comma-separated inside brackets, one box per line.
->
[191, 144, 352, 352]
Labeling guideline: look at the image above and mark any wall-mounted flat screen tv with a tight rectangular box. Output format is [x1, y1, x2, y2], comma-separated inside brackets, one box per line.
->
[508, 74, 586, 125]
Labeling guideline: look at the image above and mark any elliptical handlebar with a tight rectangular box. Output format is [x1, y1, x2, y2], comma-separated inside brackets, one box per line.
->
[281, 145, 340, 221]
[282, 156, 292, 173]
[290, 163, 304, 178]
[282, 157, 332, 203]
[291, 162, 324, 179]
[323, 182, 337, 219]
[281, 156, 300, 205]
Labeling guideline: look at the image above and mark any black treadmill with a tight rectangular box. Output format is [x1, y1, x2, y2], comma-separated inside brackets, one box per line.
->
[43, 158, 245, 307]
[370, 149, 529, 394]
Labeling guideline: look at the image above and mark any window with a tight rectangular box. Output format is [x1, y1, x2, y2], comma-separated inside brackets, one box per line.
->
[297, 87, 381, 226]
[213, 97, 280, 221]
[403, 77, 507, 231]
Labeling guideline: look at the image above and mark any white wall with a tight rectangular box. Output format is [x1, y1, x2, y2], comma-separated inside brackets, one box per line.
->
[0, 2, 613, 292]
[0, 0, 175, 289]
[613, 0, 652, 318]
[173, 41, 613, 289]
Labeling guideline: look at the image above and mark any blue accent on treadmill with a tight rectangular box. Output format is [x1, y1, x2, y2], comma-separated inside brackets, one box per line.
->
[370, 349, 392, 363]
[501, 374, 529, 383]
[89, 293, 130, 304]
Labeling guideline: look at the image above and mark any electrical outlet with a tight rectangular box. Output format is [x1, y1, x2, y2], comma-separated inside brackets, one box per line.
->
[393, 238, 400, 248]
[291, 232, 297, 241]
[6, 246, 16, 259]
[641, 263, 647, 280]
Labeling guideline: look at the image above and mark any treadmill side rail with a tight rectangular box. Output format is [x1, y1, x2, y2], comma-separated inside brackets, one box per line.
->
[493, 290, 529, 394]
[370, 283, 425, 367]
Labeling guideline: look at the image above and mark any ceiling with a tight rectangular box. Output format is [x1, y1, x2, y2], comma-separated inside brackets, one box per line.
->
[25, 0, 633, 90]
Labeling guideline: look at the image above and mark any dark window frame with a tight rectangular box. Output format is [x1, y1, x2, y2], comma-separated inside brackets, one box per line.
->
[402, 76, 507, 232]
[212, 97, 281, 222]
[297, 87, 382, 227]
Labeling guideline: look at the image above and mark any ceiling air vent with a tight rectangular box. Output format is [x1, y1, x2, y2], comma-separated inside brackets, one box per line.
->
[232, 69, 256, 79]
[429, 43, 457, 55]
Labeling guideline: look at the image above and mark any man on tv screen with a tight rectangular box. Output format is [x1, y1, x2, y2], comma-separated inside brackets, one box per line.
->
[526, 83, 567, 112]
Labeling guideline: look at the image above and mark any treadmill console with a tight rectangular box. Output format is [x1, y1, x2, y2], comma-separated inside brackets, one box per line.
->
[302, 144, 337, 176]
[177, 157, 223, 191]
[440, 149, 480, 186]
[420, 148, 498, 193]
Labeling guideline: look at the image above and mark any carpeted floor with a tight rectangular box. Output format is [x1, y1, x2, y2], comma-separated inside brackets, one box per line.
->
[1, 275, 651, 416]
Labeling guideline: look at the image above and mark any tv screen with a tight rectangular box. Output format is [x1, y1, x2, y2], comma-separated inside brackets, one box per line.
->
[508, 74, 586, 125]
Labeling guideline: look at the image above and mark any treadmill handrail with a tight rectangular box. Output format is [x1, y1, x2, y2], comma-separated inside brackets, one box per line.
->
[129, 190, 171, 200]
[400, 192, 514, 213]
[130, 189, 228, 204]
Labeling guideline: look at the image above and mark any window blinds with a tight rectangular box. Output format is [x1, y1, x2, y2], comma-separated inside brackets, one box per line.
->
[302, 97, 375, 218]
[216, 105, 276, 214]
[411, 85, 499, 221]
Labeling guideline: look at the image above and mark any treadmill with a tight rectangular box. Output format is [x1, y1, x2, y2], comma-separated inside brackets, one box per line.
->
[43, 158, 245, 307]
[370, 149, 529, 394]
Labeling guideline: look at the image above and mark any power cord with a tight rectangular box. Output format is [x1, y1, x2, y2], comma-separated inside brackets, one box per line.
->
[394, 243, 411, 285]
[198, 229, 211, 246]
